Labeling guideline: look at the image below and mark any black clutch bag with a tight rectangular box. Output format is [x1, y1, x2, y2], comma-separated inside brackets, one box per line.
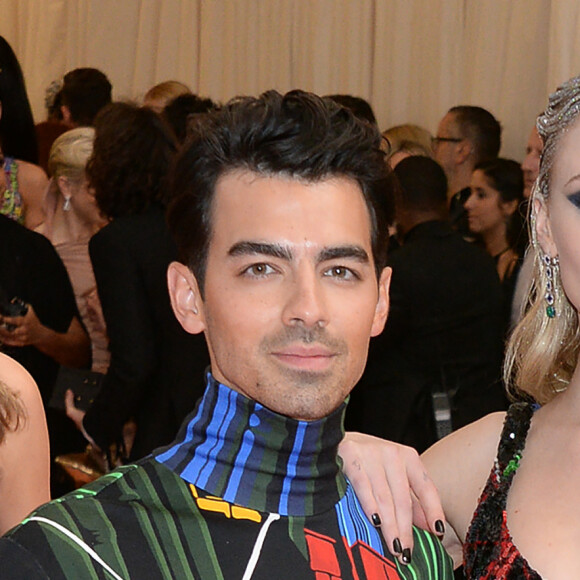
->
[49, 366, 105, 412]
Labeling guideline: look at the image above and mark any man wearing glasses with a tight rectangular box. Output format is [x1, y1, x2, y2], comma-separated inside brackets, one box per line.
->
[432, 106, 502, 237]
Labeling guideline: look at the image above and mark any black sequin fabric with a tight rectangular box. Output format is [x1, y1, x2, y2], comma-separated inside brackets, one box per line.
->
[463, 403, 542, 579]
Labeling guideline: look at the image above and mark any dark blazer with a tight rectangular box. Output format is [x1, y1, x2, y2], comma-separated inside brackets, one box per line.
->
[84, 205, 209, 460]
[349, 220, 506, 450]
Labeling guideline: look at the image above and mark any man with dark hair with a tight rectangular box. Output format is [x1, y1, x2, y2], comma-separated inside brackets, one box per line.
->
[353, 156, 505, 451]
[60, 68, 112, 127]
[433, 105, 501, 235]
[325, 93, 378, 126]
[162, 93, 217, 144]
[0, 91, 452, 578]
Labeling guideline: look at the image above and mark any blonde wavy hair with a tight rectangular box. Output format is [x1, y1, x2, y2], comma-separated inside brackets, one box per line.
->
[48, 126, 95, 184]
[382, 124, 434, 160]
[0, 380, 25, 445]
[143, 80, 191, 111]
[504, 75, 580, 404]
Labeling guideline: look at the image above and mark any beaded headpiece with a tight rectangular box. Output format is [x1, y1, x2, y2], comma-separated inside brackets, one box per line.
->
[536, 74, 580, 200]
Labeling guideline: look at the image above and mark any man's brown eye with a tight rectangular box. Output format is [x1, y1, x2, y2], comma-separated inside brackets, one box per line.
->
[324, 266, 356, 280]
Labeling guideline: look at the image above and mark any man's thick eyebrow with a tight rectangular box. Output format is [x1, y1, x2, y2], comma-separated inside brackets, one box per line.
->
[318, 245, 370, 263]
[228, 241, 293, 260]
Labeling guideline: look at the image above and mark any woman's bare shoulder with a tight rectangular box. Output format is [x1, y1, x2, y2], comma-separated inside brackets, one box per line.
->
[0, 354, 50, 534]
[422, 411, 506, 541]
[13, 161, 48, 229]
[0, 353, 44, 413]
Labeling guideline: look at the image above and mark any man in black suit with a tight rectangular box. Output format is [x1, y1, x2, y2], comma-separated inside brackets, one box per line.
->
[433, 106, 501, 237]
[351, 156, 506, 451]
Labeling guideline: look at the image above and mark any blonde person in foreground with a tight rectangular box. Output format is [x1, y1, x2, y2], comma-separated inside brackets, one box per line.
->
[340, 73, 580, 578]
[0, 353, 49, 535]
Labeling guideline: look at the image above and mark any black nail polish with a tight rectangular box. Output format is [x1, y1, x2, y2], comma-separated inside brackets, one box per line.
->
[435, 519, 445, 535]
[402, 548, 411, 564]
[392, 538, 402, 554]
[371, 513, 381, 527]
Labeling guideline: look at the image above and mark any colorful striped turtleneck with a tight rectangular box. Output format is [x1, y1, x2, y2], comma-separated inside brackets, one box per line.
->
[154, 373, 347, 517]
[0, 374, 453, 579]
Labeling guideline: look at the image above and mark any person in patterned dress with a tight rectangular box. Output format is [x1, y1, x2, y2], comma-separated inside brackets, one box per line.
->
[341, 74, 580, 578]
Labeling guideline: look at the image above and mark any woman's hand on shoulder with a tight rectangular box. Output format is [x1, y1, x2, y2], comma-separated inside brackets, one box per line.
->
[340, 412, 506, 565]
[339, 432, 445, 562]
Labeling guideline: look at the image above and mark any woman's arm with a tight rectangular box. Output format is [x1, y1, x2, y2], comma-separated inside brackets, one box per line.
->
[339, 432, 445, 561]
[0, 354, 50, 535]
[16, 161, 48, 231]
[0, 307, 90, 368]
[339, 412, 505, 567]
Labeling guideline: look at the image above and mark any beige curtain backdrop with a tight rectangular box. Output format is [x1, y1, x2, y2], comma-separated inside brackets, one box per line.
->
[0, 0, 577, 160]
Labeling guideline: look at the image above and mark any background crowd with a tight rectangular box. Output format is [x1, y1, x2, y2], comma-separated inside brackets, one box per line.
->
[0, 21, 571, 577]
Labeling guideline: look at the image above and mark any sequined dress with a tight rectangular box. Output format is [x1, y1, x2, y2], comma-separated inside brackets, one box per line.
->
[463, 402, 542, 579]
[0, 157, 24, 224]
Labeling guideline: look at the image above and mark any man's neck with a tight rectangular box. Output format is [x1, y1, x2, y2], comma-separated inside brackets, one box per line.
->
[154, 374, 347, 517]
[447, 165, 473, 202]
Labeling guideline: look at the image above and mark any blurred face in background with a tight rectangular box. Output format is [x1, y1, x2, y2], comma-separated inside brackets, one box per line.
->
[465, 169, 517, 237]
[522, 126, 543, 199]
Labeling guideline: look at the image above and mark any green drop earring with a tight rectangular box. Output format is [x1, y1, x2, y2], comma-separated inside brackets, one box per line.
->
[544, 254, 559, 318]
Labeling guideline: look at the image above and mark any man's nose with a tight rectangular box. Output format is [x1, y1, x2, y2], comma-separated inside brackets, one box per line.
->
[281, 269, 329, 329]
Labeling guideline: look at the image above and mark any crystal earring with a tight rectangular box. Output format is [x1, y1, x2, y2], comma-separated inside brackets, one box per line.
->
[544, 254, 559, 318]
[63, 196, 71, 211]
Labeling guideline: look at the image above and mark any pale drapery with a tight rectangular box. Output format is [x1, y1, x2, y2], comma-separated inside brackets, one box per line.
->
[0, 0, 577, 160]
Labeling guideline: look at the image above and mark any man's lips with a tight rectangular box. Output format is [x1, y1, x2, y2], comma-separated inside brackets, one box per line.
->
[271, 345, 337, 371]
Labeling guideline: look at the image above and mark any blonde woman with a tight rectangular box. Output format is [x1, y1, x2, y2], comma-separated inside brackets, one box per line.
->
[382, 124, 434, 168]
[37, 128, 109, 372]
[341, 74, 580, 577]
[142, 80, 191, 114]
[0, 353, 49, 535]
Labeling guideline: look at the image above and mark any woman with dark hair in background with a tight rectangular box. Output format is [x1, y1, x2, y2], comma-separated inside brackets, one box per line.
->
[465, 158, 524, 329]
[0, 37, 48, 229]
[65, 102, 209, 464]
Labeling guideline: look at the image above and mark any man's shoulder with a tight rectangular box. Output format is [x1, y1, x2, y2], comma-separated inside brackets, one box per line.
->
[6, 459, 186, 535]
[410, 525, 453, 574]
[0, 458, 197, 578]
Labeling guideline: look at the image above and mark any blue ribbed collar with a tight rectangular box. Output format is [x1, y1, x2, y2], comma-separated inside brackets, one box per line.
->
[154, 374, 347, 516]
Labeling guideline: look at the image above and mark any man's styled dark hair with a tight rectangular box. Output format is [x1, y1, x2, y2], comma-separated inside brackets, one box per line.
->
[394, 156, 448, 214]
[61, 68, 112, 126]
[87, 102, 176, 219]
[449, 105, 501, 164]
[167, 90, 394, 292]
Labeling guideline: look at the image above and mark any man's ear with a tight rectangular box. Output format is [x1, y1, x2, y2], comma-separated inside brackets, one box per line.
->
[370, 267, 391, 337]
[61, 104, 73, 127]
[534, 196, 558, 256]
[455, 140, 472, 165]
[167, 261, 206, 334]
